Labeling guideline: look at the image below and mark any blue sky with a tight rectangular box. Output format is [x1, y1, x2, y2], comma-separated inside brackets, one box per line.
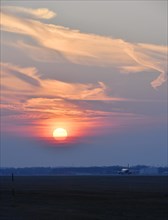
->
[0, 1, 167, 167]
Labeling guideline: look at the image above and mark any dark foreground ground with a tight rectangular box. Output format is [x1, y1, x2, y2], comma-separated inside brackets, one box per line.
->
[0, 176, 168, 220]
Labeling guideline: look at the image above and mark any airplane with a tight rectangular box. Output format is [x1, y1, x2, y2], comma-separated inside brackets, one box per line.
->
[118, 164, 132, 175]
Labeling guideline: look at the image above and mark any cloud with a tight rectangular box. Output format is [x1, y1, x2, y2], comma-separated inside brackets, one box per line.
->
[2, 6, 56, 19]
[12, 40, 64, 63]
[1, 8, 167, 88]
[1, 62, 119, 102]
[1, 63, 41, 90]
[1, 61, 161, 138]
[123, 43, 167, 88]
[23, 97, 137, 122]
[1, 62, 132, 135]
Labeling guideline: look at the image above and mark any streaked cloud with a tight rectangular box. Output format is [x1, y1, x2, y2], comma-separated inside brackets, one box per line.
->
[1, 62, 126, 124]
[1, 7, 167, 88]
[2, 6, 56, 19]
[123, 43, 167, 88]
[1, 62, 116, 101]
[0, 6, 166, 138]
[1, 61, 142, 137]
[12, 40, 63, 63]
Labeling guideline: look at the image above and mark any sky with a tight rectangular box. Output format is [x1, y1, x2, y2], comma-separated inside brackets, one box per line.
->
[0, 0, 167, 167]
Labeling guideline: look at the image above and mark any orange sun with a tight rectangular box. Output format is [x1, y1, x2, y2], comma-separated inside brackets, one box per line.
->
[53, 128, 68, 140]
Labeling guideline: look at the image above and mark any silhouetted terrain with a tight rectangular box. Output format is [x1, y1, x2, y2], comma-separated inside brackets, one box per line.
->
[0, 176, 168, 219]
[0, 166, 167, 176]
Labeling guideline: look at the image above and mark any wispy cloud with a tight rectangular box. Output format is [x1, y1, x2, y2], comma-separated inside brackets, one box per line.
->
[12, 40, 63, 63]
[1, 61, 163, 138]
[1, 61, 138, 136]
[1, 63, 41, 93]
[2, 6, 56, 19]
[123, 43, 167, 88]
[1, 62, 116, 101]
[0, 6, 166, 139]
[1, 6, 167, 88]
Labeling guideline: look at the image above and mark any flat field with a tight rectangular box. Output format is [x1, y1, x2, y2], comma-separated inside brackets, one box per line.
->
[0, 176, 168, 220]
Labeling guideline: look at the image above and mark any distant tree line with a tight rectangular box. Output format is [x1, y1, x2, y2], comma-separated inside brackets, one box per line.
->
[0, 165, 167, 176]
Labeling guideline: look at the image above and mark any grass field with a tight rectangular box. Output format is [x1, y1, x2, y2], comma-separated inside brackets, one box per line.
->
[0, 176, 168, 220]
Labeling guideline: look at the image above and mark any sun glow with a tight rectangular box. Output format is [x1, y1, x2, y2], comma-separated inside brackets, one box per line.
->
[53, 128, 68, 140]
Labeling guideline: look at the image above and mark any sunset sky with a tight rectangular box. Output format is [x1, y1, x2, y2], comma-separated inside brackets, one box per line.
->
[0, 1, 167, 167]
